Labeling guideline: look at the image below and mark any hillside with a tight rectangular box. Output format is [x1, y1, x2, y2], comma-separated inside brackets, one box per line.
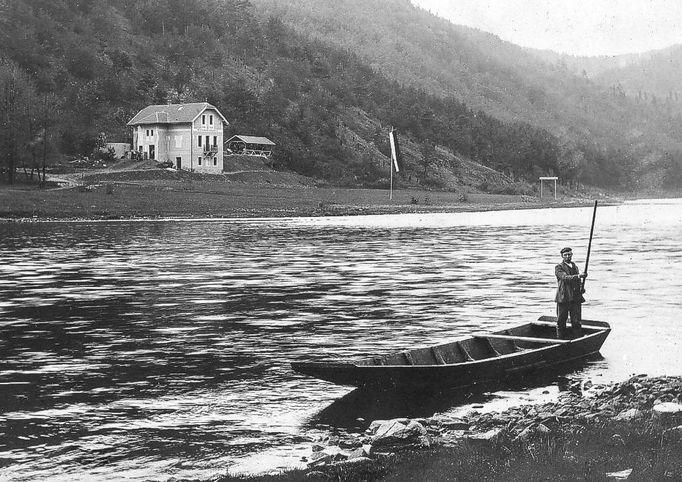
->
[250, 0, 682, 189]
[249, 0, 640, 128]
[1, 0, 682, 191]
[0, 0, 528, 191]
[528, 45, 682, 102]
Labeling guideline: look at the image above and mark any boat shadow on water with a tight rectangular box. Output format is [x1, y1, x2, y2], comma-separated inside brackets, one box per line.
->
[306, 355, 604, 431]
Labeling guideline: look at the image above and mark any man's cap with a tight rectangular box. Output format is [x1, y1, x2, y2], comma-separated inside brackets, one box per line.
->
[560, 247, 572, 254]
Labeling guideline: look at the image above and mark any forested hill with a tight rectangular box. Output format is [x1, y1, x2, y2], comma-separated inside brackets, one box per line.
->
[1, 0, 681, 190]
[251, 0, 682, 189]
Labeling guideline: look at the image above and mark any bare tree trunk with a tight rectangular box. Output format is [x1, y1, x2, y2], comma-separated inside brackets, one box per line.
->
[25, 88, 36, 183]
[7, 139, 15, 185]
[41, 93, 48, 188]
[3, 76, 17, 185]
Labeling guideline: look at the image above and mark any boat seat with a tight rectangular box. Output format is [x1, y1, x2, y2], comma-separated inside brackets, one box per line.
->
[532, 320, 601, 330]
[480, 337, 502, 356]
[457, 342, 475, 361]
[505, 330, 524, 352]
[473, 333, 571, 344]
[431, 347, 447, 365]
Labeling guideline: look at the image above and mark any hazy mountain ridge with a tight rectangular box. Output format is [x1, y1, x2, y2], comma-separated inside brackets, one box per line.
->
[527, 44, 682, 102]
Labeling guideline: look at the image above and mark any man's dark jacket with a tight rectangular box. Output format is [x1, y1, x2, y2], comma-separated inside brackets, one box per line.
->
[555, 262, 585, 303]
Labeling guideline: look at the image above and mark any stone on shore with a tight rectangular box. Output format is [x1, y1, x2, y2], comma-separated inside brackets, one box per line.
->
[513, 423, 550, 442]
[347, 446, 371, 459]
[605, 468, 633, 480]
[371, 419, 428, 446]
[368, 418, 409, 434]
[652, 402, 682, 425]
[303, 376, 682, 473]
[439, 417, 469, 430]
[307, 445, 350, 468]
[465, 427, 502, 444]
[614, 408, 644, 421]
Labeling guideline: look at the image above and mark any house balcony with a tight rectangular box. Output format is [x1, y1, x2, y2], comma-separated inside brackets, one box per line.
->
[203, 145, 219, 155]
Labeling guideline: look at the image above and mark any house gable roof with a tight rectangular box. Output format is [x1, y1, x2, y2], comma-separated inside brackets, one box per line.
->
[127, 102, 229, 126]
[226, 135, 275, 146]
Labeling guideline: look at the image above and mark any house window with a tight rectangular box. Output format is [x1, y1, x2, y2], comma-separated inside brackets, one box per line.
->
[174, 135, 182, 148]
[151, 129, 154, 136]
[198, 136, 202, 147]
[209, 114, 213, 125]
[213, 136, 217, 147]
[202, 114, 206, 125]
[146, 129, 150, 137]
[205, 135, 210, 148]
[213, 158, 217, 166]
[198, 156, 202, 166]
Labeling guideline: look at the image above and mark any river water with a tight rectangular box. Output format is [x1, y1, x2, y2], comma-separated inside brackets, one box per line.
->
[1, 199, 681, 480]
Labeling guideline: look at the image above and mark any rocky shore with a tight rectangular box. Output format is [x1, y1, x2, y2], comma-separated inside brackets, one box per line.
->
[226, 375, 682, 481]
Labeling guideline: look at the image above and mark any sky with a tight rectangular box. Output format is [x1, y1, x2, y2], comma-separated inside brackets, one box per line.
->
[411, 0, 682, 56]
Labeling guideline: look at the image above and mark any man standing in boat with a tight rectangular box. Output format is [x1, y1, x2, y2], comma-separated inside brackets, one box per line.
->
[555, 247, 587, 339]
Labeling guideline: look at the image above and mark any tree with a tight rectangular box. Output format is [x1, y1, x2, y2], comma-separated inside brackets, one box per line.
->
[0, 59, 37, 184]
[419, 139, 436, 177]
[35, 93, 61, 186]
[557, 136, 586, 187]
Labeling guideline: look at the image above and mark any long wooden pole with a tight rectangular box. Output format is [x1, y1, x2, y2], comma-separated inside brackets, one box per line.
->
[582, 200, 598, 292]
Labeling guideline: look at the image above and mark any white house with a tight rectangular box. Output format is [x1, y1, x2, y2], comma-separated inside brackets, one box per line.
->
[127, 102, 229, 173]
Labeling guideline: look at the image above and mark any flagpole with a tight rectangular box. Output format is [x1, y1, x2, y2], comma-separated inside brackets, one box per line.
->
[388, 126, 400, 201]
[389, 126, 393, 200]
[390, 153, 393, 200]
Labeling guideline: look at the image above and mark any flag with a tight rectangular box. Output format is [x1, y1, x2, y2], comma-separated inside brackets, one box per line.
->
[389, 128, 402, 172]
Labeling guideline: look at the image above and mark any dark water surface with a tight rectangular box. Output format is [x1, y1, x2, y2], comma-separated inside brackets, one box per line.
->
[1, 200, 681, 480]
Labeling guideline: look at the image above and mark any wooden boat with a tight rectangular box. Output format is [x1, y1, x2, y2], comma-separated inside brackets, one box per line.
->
[291, 316, 610, 391]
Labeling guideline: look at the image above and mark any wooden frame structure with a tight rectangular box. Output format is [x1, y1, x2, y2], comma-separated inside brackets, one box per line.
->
[539, 176, 558, 199]
[225, 135, 275, 158]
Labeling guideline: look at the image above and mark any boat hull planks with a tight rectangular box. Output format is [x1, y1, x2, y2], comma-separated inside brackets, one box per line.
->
[291, 317, 610, 390]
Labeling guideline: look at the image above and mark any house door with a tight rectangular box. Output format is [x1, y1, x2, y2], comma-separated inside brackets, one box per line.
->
[149, 145, 155, 160]
[176, 157, 182, 169]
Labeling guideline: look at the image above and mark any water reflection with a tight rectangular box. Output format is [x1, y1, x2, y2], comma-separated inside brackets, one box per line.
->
[1, 200, 681, 480]
[309, 356, 603, 429]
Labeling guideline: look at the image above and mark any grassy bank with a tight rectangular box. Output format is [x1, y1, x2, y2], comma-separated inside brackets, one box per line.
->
[0, 172, 603, 221]
[222, 376, 682, 481]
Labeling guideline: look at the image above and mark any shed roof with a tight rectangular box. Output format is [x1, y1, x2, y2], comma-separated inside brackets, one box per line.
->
[226, 135, 275, 145]
[127, 102, 229, 126]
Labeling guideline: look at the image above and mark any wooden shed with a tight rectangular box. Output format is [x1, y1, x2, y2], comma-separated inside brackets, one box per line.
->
[225, 135, 275, 158]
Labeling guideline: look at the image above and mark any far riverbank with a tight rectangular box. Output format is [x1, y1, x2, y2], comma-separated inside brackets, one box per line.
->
[0, 180, 615, 221]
